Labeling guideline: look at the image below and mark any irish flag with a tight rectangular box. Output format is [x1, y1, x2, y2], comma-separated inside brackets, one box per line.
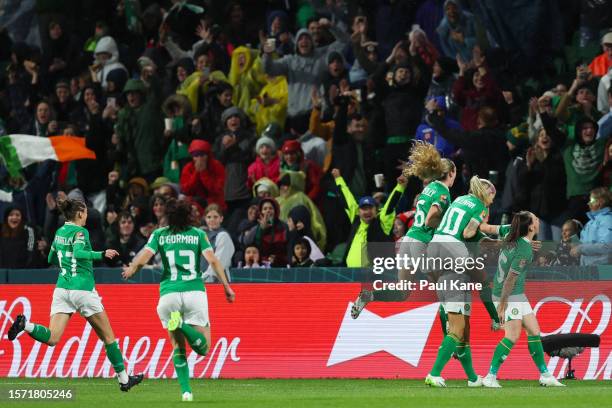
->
[0, 135, 96, 177]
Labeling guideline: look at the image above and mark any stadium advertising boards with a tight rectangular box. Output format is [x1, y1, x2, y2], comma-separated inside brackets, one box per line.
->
[1, 283, 611, 380]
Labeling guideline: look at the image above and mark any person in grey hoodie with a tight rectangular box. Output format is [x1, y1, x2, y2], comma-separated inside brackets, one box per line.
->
[262, 21, 349, 125]
[93, 36, 128, 90]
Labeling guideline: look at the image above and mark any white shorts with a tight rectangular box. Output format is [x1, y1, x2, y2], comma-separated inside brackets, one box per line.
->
[493, 295, 534, 321]
[397, 237, 428, 275]
[50, 287, 104, 317]
[157, 291, 210, 329]
[428, 234, 470, 267]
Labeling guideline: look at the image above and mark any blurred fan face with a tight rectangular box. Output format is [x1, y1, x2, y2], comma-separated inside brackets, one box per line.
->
[394, 67, 410, 85]
[126, 92, 142, 108]
[49, 24, 62, 40]
[294, 243, 308, 261]
[176, 66, 187, 83]
[196, 54, 209, 71]
[36, 103, 51, 124]
[153, 199, 165, 219]
[359, 206, 376, 223]
[472, 71, 484, 89]
[245, 247, 260, 264]
[283, 150, 298, 166]
[258, 144, 273, 161]
[205, 210, 223, 230]
[581, 122, 596, 144]
[537, 129, 551, 150]
[348, 118, 367, 141]
[226, 116, 241, 132]
[307, 21, 320, 43]
[83, 88, 96, 106]
[218, 89, 233, 107]
[445, 3, 459, 23]
[297, 34, 313, 55]
[119, 216, 134, 236]
[56, 86, 70, 103]
[7, 209, 22, 229]
[328, 59, 343, 77]
[261, 202, 275, 219]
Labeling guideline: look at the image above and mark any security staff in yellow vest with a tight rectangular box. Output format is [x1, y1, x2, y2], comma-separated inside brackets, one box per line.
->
[331, 168, 407, 267]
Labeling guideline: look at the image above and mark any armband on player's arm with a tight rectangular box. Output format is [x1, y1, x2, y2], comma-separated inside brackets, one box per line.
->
[73, 242, 103, 260]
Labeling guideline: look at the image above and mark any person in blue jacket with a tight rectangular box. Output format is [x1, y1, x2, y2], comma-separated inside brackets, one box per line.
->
[571, 187, 612, 266]
[415, 96, 460, 158]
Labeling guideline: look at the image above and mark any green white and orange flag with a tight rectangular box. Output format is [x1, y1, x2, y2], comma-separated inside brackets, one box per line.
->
[0, 135, 96, 177]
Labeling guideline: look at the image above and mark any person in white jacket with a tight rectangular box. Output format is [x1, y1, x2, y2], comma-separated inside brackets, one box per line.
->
[93, 36, 128, 89]
[201, 204, 234, 282]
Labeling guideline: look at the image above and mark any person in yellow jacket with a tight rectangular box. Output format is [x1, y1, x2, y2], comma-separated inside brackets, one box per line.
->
[228, 46, 266, 113]
[248, 75, 288, 135]
[275, 170, 327, 251]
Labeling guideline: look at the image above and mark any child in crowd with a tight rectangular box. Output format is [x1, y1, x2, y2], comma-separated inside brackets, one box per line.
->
[291, 237, 314, 267]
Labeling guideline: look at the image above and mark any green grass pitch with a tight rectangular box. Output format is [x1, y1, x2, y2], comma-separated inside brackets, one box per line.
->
[1, 378, 611, 407]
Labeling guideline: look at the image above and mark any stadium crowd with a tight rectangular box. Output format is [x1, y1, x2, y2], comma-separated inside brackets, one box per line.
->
[0, 0, 611, 275]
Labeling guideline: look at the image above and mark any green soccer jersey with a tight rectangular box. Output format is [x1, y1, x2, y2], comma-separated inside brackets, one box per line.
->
[434, 194, 487, 241]
[48, 222, 102, 291]
[145, 226, 213, 296]
[405, 180, 451, 243]
[493, 237, 533, 297]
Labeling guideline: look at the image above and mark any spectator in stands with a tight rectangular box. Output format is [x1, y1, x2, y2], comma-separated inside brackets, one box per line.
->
[242, 198, 288, 267]
[556, 74, 602, 132]
[150, 194, 168, 228]
[23, 100, 59, 136]
[162, 94, 193, 183]
[106, 212, 145, 267]
[116, 72, 164, 183]
[415, 96, 458, 158]
[229, 46, 264, 113]
[436, 0, 476, 61]
[241, 245, 265, 268]
[571, 187, 612, 266]
[247, 135, 280, 190]
[0, 206, 47, 268]
[248, 74, 288, 135]
[426, 56, 458, 101]
[597, 67, 611, 113]
[280, 139, 322, 201]
[519, 112, 568, 241]
[180, 139, 225, 210]
[601, 138, 612, 188]
[332, 168, 407, 267]
[453, 60, 503, 131]
[287, 205, 325, 263]
[214, 106, 255, 229]
[276, 171, 326, 251]
[589, 32, 612, 77]
[598, 87, 612, 140]
[262, 20, 349, 126]
[42, 20, 74, 87]
[196, 81, 234, 142]
[52, 81, 78, 124]
[92, 36, 128, 90]
[201, 204, 235, 282]
[551, 219, 581, 266]
[290, 237, 314, 267]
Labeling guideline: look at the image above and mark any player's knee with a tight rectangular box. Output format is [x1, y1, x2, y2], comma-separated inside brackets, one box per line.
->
[505, 331, 520, 343]
[47, 336, 60, 346]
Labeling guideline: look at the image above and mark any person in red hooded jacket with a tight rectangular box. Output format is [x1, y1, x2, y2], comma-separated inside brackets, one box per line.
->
[280, 139, 322, 201]
[180, 140, 227, 210]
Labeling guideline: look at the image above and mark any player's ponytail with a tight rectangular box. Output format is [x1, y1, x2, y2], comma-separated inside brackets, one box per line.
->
[403, 141, 453, 182]
[57, 197, 86, 221]
[166, 198, 192, 233]
[468, 176, 495, 207]
[504, 211, 533, 246]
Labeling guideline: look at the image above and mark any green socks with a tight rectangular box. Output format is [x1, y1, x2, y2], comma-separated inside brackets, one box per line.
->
[372, 289, 408, 302]
[27, 324, 51, 343]
[479, 286, 500, 324]
[456, 342, 478, 382]
[173, 349, 191, 393]
[430, 334, 460, 376]
[489, 337, 514, 375]
[179, 323, 208, 356]
[438, 305, 448, 336]
[104, 341, 126, 375]
[528, 335, 548, 374]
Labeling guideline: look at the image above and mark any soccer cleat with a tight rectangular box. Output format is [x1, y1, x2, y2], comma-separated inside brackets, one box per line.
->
[539, 372, 566, 387]
[351, 290, 373, 319]
[8, 314, 26, 341]
[482, 374, 502, 388]
[425, 374, 446, 387]
[182, 392, 193, 402]
[120, 374, 144, 392]
[468, 375, 484, 387]
[167, 311, 183, 332]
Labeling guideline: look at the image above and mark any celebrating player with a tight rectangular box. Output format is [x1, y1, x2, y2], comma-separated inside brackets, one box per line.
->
[351, 142, 456, 318]
[425, 176, 501, 388]
[122, 198, 235, 402]
[7, 197, 143, 392]
[483, 211, 565, 387]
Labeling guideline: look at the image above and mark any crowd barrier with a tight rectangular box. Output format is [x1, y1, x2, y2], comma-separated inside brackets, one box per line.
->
[1, 282, 611, 379]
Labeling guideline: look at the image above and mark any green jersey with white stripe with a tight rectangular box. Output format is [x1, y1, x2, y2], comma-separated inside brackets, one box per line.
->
[48, 223, 102, 291]
[434, 194, 488, 241]
[405, 180, 451, 243]
[145, 226, 213, 296]
[493, 237, 533, 297]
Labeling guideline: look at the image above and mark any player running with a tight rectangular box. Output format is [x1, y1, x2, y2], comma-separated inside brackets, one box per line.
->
[122, 198, 235, 402]
[483, 211, 565, 388]
[7, 197, 143, 392]
[425, 176, 501, 388]
[351, 142, 456, 318]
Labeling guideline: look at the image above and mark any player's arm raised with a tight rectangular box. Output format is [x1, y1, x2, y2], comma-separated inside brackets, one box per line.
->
[203, 249, 235, 303]
[122, 248, 155, 280]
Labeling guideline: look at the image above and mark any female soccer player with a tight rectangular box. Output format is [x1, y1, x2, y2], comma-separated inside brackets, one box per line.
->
[122, 198, 235, 402]
[8, 197, 143, 392]
[483, 211, 565, 387]
[351, 142, 456, 318]
[425, 176, 501, 388]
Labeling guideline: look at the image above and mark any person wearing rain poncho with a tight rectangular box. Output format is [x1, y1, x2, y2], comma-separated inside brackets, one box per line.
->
[228, 46, 266, 113]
